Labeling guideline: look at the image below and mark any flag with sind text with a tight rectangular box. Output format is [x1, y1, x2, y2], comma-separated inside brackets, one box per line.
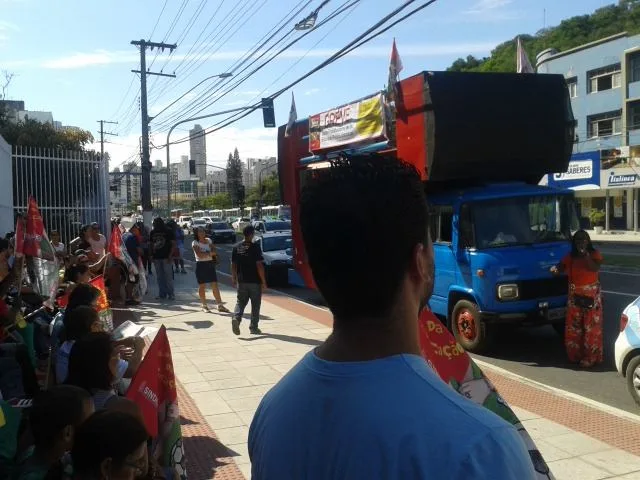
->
[126, 326, 186, 479]
[418, 309, 553, 479]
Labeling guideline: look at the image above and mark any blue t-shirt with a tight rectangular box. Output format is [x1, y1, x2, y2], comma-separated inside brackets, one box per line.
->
[249, 351, 536, 480]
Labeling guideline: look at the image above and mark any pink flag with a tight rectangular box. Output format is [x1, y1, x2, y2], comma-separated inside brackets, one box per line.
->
[516, 37, 534, 74]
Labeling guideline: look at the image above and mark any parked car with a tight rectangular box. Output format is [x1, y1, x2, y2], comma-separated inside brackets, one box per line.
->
[232, 217, 252, 232]
[178, 215, 192, 230]
[256, 232, 292, 286]
[209, 222, 236, 243]
[253, 220, 292, 235]
[189, 218, 208, 235]
[615, 295, 640, 406]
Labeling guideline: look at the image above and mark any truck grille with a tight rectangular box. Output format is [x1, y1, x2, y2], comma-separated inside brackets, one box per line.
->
[518, 277, 568, 300]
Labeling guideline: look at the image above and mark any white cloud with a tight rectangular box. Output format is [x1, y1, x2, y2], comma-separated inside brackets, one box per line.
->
[104, 127, 277, 174]
[464, 0, 512, 14]
[0, 21, 19, 31]
[304, 88, 321, 96]
[25, 42, 500, 70]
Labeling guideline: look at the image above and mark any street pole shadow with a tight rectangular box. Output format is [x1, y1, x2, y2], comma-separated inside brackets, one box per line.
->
[182, 435, 243, 479]
[239, 332, 323, 347]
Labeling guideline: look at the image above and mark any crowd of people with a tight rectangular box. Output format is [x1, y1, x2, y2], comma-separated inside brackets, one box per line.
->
[0, 218, 186, 479]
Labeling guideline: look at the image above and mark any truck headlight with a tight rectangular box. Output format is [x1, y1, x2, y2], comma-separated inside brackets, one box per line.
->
[497, 284, 519, 301]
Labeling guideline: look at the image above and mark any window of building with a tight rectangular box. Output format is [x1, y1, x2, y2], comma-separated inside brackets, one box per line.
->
[429, 206, 453, 244]
[566, 77, 577, 98]
[588, 110, 622, 138]
[630, 102, 640, 131]
[587, 64, 622, 93]
[631, 53, 640, 83]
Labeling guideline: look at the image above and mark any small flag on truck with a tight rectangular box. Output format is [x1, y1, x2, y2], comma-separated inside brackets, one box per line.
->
[516, 37, 534, 73]
[285, 92, 297, 137]
[387, 38, 403, 103]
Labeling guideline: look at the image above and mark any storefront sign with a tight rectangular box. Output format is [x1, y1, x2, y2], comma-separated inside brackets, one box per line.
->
[547, 151, 600, 190]
[309, 93, 386, 153]
[606, 170, 640, 188]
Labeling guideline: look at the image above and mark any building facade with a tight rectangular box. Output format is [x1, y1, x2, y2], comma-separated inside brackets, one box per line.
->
[109, 161, 169, 214]
[189, 124, 207, 182]
[537, 32, 640, 231]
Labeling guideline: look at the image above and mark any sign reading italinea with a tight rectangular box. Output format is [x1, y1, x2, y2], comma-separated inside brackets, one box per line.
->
[308, 93, 386, 153]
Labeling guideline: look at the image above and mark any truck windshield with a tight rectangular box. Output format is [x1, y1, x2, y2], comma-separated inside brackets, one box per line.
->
[472, 195, 577, 249]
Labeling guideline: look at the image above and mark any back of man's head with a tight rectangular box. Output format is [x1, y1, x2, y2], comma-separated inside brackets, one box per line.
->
[300, 154, 429, 320]
[243, 225, 255, 238]
[30, 385, 92, 451]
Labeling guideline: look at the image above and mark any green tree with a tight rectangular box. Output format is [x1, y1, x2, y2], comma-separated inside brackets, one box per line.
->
[202, 193, 232, 209]
[447, 2, 640, 73]
[0, 118, 94, 151]
[246, 173, 281, 207]
[226, 148, 243, 206]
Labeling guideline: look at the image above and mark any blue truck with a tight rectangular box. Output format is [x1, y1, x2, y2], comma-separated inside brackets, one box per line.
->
[278, 70, 577, 352]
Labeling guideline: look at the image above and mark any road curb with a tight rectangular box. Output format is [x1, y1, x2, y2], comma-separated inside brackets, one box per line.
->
[473, 358, 640, 424]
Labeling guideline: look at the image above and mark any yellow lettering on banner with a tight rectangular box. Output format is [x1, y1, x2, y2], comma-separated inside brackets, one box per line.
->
[427, 321, 444, 334]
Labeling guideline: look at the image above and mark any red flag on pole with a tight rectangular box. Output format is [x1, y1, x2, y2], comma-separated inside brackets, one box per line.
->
[108, 225, 124, 259]
[14, 216, 24, 258]
[23, 197, 49, 258]
[127, 326, 187, 478]
[89, 276, 113, 331]
[387, 38, 403, 103]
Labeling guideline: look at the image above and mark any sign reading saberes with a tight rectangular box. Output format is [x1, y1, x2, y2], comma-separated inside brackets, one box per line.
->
[309, 93, 386, 153]
[553, 160, 591, 181]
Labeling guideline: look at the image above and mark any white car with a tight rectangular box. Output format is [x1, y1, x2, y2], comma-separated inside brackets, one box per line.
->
[253, 220, 292, 236]
[614, 295, 640, 406]
[189, 218, 208, 234]
[233, 217, 252, 232]
[256, 232, 292, 286]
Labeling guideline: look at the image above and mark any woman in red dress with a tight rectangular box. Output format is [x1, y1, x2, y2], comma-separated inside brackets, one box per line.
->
[552, 230, 604, 368]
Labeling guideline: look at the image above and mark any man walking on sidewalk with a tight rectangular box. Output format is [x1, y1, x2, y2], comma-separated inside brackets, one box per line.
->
[150, 217, 176, 301]
[248, 154, 535, 479]
[231, 225, 266, 335]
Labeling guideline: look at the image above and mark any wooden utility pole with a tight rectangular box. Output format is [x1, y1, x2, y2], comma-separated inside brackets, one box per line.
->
[131, 39, 177, 227]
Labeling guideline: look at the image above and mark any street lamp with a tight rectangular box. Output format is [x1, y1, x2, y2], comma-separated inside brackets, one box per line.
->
[165, 106, 256, 213]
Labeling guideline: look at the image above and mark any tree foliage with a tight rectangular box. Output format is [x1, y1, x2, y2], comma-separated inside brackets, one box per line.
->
[190, 193, 233, 211]
[246, 173, 281, 207]
[226, 147, 243, 206]
[0, 118, 94, 151]
[447, 1, 640, 73]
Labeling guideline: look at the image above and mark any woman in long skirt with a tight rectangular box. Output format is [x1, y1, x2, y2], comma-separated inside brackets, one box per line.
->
[192, 227, 230, 313]
[552, 230, 604, 368]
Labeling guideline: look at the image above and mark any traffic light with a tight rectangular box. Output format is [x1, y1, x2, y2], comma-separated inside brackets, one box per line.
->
[261, 98, 275, 128]
[189, 159, 196, 175]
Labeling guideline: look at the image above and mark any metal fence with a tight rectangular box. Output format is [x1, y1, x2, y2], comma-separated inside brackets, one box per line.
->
[12, 146, 110, 245]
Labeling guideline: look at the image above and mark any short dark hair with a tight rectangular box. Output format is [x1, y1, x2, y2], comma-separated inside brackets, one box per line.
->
[63, 305, 100, 341]
[243, 225, 255, 237]
[72, 410, 149, 478]
[63, 264, 89, 283]
[300, 154, 429, 320]
[30, 385, 91, 449]
[0, 238, 8, 254]
[66, 284, 100, 313]
[66, 332, 115, 391]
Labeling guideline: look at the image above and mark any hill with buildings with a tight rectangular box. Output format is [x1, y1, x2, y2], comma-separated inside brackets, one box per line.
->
[448, 0, 640, 73]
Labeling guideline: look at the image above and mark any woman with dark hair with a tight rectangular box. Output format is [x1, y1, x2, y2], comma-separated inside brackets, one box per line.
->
[192, 226, 229, 313]
[65, 333, 141, 415]
[66, 283, 101, 313]
[56, 306, 103, 383]
[552, 229, 604, 368]
[71, 410, 149, 480]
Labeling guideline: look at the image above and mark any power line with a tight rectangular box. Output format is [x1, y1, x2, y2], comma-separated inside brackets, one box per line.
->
[158, 0, 357, 128]
[161, 0, 438, 148]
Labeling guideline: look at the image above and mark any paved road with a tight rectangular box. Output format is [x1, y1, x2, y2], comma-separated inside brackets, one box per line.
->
[185, 238, 640, 414]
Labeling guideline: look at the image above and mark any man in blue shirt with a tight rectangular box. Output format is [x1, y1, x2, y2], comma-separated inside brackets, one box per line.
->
[248, 154, 536, 479]
[122, 223, 142, 306]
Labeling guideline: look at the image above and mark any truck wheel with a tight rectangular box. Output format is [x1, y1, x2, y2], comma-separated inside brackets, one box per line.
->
[451, 300, 489, 353]
[626, 356, 640, 407]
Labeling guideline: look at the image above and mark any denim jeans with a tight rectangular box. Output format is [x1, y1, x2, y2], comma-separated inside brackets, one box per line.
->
[154, 259, 174, 298]
[233, 283, 262, 328]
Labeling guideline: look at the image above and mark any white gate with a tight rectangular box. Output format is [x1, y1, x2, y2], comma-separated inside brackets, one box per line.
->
[12, 146, 109, 244]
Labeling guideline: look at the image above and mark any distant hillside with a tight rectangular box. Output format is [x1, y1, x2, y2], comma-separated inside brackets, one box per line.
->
[448, 0, 640, 73]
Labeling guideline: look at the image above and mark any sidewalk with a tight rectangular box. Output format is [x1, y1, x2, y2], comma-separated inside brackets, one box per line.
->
[123, 272, 640, 480]
[591, 230, 640, 244]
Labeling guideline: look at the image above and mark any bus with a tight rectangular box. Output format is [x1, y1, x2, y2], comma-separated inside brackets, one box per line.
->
[170, 208, 182, 220]
[192, 210, 206, 218]
[261, 205, 291, 220]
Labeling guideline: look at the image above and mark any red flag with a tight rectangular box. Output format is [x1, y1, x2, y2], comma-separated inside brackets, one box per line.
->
[23, 197, 46, 258]
[14, 216, 24, 258]
[417, 310, 552, 478]
[387, 38, 403, 103]
[127, 326, 186, 477]
[89, 276, 113, 331]
[108, 225, 123, 259]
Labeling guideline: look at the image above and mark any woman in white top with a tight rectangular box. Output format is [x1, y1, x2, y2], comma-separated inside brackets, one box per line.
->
[50, 230, 66, 263]
[192, 227, 230, 313]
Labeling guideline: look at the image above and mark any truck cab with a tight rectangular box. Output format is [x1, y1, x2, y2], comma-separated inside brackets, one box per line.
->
[277, 70, 576, 353]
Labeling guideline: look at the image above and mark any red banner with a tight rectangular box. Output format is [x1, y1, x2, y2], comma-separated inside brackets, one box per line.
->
[108, 225, 124, 259]
[127, 326, 186, 478]
[14, 216, 24, 258]
[418, 310, 552, 478]
[89, 276, 113, 331]
[23, 197, 46, 258]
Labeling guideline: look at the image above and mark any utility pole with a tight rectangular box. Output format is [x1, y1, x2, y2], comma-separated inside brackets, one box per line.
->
[98, 120, 117, 228]
[131, 39, 177, 227]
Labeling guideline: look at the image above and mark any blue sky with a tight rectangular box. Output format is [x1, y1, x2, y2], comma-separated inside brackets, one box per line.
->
[0, 0, 613, 169]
